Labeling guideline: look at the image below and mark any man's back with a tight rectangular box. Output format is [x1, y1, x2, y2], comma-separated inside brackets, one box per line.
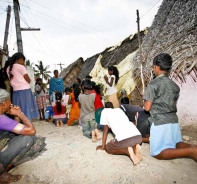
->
[100, 108, 140, 141]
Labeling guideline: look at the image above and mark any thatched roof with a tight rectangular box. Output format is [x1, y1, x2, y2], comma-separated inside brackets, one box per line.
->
[132, 0, 197, 91]
[78, 31, 145, 80]
[60, 31, 146, 105]
[59, 57, 84, 87]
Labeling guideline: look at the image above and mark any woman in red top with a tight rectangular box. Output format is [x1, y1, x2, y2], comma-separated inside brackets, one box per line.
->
[52, 92, 67, 127]
[91, 82, 104, 129]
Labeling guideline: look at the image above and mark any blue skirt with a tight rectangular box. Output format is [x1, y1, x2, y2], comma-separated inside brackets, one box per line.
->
[12, 89, 39, 120]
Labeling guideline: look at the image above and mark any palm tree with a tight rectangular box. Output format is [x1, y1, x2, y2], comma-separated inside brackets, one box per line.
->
[26, 59, 34, 67]
[34, 61, 51, 81]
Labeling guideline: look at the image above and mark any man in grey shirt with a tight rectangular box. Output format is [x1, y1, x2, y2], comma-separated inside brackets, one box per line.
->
[143, 53, 197, 162]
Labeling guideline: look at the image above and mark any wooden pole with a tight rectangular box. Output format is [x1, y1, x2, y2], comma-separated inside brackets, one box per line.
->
[136, 9, 145, 95]
[13, 0, 40, 53]
[13, 0, 23, 53]
[3, 5, 11, 53]
[57, 63, 65, 72]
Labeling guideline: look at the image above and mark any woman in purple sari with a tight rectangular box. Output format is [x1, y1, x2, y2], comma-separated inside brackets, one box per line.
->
[0, 88, 46, 183]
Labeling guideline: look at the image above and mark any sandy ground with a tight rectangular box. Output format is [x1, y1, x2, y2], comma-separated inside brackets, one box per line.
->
[10, 120, 197, 184]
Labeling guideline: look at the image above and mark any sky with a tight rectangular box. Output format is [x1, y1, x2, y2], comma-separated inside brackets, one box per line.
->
[0, 0, 162, 75]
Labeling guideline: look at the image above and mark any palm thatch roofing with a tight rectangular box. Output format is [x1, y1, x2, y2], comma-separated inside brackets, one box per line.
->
[132, 0, 197, 92]
[59, 57, 84, 87]
[60, 0, 197, 106]
[78, 31, 145, 80]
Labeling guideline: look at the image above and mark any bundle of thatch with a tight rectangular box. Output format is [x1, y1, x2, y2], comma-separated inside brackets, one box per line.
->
[132, 0, 197, 92]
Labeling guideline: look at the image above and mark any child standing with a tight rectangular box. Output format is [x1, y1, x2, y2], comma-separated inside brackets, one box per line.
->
[62, 87, 72, 118]
[35, 78, 46, 120]
[143, 53, 197, 162]
[79, 80, 101, 142]
[6, 52, 39, 120]
[104, 65, 120, 108]
[52, 92, 67, 127]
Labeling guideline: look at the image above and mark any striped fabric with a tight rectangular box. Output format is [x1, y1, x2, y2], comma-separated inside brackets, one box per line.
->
[36, 96, 47, 110]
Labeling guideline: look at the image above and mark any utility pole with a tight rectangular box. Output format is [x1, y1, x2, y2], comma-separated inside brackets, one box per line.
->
[13, 0, 40, 53]
[136, 9, 145, 95]
[3, 5, 11, 53]
[136, 10, 143, 63]
[57, 63, 65, 72]
[13, 0, 23, 53]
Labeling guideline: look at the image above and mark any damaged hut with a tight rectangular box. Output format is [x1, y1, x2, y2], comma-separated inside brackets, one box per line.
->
[132, 0, 197, 124]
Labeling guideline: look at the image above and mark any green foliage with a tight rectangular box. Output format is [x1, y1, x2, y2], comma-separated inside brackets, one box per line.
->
[34, 61, 51, 80]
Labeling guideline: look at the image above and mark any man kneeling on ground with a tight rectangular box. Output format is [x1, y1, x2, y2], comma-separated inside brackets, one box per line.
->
[96, 102, 142, 165]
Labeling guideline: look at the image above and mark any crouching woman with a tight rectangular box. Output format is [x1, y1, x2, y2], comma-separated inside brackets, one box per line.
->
[0, 88, 46, 183]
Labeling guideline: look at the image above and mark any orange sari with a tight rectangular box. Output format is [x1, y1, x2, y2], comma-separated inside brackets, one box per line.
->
[67, 93, 80, 126]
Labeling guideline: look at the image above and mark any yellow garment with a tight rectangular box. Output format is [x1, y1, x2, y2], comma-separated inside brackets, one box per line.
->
[108, 93, 119, 108]
[90, 50, 138, 101]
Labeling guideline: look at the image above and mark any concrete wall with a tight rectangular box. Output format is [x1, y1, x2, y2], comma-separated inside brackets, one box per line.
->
[26, 65, 35, 93]
[176, 72, 197, 125]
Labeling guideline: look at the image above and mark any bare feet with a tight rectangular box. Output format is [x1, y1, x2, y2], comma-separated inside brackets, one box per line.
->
[56, 121, 60, 127]
[134, 144, 143, 161]
[91, 130, 97, 142]
[191, 147, 197, 162]
[0, 171, 22, 183]
[95, 129, 102, 140]
[128, 147, 140, 165]
[60, 120, 64, 127]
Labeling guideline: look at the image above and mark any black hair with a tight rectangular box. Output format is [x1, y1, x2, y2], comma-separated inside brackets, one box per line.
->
[75, 77, 81, 85]
[91, 81, 101, 95]
[86, 75, 92, 79]
[35, 78, 42, 85]
[105, 102, 114, 108]
[153, 53, 172, 72]
[65, 87, 72, 93]
[73, 83, 80, 102]
[108, 65, 119, 84]
[3, 57, 12, 80]
[121, 97, 130, 104]
[9, 52, 26, 79]
[55, 92, 63, 113]
[53, 70, 58, 74]
[81, 79, 91, 90]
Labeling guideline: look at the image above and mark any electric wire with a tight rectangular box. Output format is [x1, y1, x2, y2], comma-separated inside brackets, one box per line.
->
[0, 0, 163, 68]
[20, 13, 30, 28]
[140, 0, 162, 19]
[2, 0, 112, 42]
[22, 8, 60, 62]
[23, 0, 56, 49]
[30, 0, 103, 33]
[20, 3, 112, 42]
[23, 42, 61, 61]
[22, 0, 52, 55]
